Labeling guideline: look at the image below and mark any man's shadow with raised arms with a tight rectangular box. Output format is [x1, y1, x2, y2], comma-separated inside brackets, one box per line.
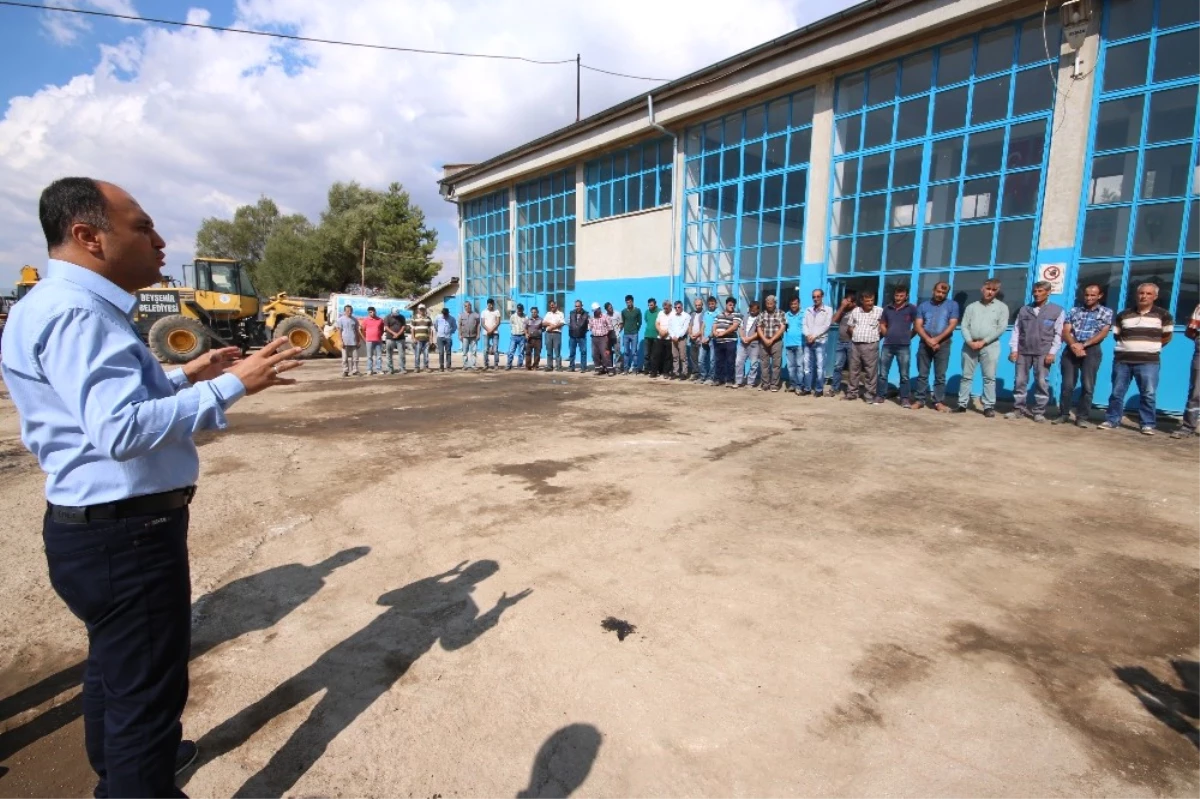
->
[185, 559, 531, 798]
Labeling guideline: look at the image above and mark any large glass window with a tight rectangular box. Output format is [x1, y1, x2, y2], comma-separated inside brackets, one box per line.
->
[682, 88, 815, 308]
[828, 15, 1061, 319]
[1076, 0, 1199, 317]
[586, 138, 673, 220]
[515, 170, 576, 299]
[461, 189, 510, 313]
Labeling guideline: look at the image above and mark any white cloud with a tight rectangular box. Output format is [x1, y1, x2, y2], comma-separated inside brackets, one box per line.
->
[2, 0, 855, 289]
[40, 0, 141, 45]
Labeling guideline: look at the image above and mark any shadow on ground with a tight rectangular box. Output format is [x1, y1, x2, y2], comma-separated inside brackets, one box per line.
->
[517, 723, 602, 798]
[0, 547, 370, 772]
[1114, 660, 1199, 748]
[183, 560, 531, 798]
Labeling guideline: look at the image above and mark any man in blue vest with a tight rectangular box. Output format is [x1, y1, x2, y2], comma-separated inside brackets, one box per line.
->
[1006, 280, 1064, 423]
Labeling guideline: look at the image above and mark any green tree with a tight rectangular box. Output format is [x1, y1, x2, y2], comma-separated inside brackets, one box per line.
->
[194, 197, 282, 276]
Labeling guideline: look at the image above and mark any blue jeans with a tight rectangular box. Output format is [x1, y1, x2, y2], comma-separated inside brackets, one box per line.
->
[878, 344, 910, 400]
[436, 336, 452, 369]
[785, 345, 802, 388]
[830, 340, 853, 393]
[413, 340, 430, 370]
[44, 507, 191, 799]
[698, 339, 715, 381]
[485, 333, 500, 367]
[568, 335, 587, 370]
[1105, 361, 1161, 428]
[621, 333, 639, 372]
[803, 341, 827, 393]
[366, 341, 384, 373]
[507, 334, 526, 368]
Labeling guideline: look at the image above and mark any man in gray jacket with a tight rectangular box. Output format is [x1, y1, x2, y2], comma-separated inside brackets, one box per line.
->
[1006, 281, 1064, 423]
[458, 301, 481, 370]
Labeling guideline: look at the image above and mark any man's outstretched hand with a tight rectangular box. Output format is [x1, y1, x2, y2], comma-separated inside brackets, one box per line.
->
[497, 589, 533, 609]
[227, 338, 303, 395]
[183, 346, 242, 384]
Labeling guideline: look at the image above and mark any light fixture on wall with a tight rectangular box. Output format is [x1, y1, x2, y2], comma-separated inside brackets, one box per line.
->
[1060, 0, 1092, 49]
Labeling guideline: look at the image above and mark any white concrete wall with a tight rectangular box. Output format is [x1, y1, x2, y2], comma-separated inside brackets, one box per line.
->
[576, 207, 673, 282]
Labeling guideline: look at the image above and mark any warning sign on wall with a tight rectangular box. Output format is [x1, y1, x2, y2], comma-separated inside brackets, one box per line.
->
[1038, 263, 1066, 294]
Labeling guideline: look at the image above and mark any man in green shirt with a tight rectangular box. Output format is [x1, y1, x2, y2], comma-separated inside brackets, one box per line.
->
[620, 294, 642, 375]
[641, 298, 659, 376]
[955, 279, 1009, 417]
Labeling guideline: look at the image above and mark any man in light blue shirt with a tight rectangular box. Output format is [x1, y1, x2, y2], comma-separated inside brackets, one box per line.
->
[911, 281, 960, 411]
[0, 178, 301, 798]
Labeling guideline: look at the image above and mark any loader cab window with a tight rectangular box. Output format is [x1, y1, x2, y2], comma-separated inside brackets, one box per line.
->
[193, 260, 256, 297]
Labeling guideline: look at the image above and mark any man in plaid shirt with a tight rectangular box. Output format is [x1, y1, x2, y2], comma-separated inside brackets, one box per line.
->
[1055, 283, 1113, 428]
[757, 294, 787, 392]
[1173, 303, 1200, 439]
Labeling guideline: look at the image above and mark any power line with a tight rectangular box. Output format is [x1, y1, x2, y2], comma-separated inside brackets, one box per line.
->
[1, 0, 573, 64]
[2, 0, 668, 80]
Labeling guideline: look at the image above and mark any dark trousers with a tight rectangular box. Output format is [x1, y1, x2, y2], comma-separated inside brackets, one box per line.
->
[590, 335, 612, 372]
[524, 335, 542, 369]
[914, 341, 951, 404]
[44, 507, 191, 799]
[645, 338, 664, 376]
[653, 338, 672, 376]
[714, 340, 737, 384]
[1059, 346, 1102, 419]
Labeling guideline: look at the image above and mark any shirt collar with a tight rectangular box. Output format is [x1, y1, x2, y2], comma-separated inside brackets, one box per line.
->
[47, 258, 138, 318]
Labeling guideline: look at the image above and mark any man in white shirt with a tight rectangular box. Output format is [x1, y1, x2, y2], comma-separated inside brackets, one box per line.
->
[735, 301, 761, 388]
[845, 292, 886, 401]
[481, 299, 502, 370]
[667, 300, 691, 379]
[542, 300, 566, 372]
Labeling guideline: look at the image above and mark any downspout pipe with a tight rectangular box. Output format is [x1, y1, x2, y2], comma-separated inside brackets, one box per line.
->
[647, 94, 679, 304]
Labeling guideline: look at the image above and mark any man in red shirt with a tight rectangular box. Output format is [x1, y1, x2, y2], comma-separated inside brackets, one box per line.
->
[362, 306, 386, 376]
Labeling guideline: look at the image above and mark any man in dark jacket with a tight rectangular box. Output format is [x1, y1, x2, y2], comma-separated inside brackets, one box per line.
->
[568, 299, 590, 372]
[1006, 281, 1064, 423]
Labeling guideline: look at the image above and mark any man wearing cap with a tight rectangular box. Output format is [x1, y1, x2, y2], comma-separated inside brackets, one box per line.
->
[410, 304, 433, 373]
[588, 302, 614, 375]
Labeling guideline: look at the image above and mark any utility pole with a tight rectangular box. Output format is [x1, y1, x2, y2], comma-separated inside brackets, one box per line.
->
[576, 54, 581, 122]
[360, 238, 367, 295]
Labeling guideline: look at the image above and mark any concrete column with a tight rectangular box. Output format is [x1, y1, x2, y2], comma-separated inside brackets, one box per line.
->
[1037, 14, 1101, 299]
[508, 185, 518, 312]
[800, 76, 835, 302]
[670, 133, 685, 302]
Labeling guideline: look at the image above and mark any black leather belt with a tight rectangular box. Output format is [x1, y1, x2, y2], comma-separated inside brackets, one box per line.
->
[48, 486, 196, 524]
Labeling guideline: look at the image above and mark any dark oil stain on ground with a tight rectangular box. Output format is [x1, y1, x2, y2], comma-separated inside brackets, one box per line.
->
[944, 552, 1200, 794]
[601, 617, 637, 641]
[492, 458, 587, 497]
[708, 431, 776, 460]
[822, 643, 933, 734]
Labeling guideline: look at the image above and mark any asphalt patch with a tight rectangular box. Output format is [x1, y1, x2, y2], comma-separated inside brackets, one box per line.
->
[601, 617, 636, 641]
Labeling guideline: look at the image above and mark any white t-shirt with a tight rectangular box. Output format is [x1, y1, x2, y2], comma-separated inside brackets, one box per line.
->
[543, 310, 566, 331]
[481, 309, 501, 333]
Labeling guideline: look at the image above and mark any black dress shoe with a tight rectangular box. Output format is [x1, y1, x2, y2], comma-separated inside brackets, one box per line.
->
[176, 740, 198, 775]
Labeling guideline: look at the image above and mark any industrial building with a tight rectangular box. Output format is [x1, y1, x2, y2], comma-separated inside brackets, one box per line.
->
[439, 0, 1199, 411]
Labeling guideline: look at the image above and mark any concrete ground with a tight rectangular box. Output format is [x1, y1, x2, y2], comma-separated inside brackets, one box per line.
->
[0, 358, 1197, 798]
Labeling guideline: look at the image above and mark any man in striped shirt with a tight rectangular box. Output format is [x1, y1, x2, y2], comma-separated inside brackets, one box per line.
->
[1100, 283, 1173, 435]
[1173, 303, 1200, 439]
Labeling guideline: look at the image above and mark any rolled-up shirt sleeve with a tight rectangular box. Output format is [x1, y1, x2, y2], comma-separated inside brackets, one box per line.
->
[39, 310, 246, 462]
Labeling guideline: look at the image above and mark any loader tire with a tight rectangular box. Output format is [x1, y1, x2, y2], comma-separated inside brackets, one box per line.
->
[273, 316, 324, 359]
[148, 315, 209, 364]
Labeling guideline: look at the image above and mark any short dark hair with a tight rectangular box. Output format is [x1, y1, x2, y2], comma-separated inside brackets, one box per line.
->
[344, 304, 353, 310]
[487, 298, 495, 305]
[367, 306, 376, 312]
[860, 291, 876, 300]
[39, 177, 111, 250]
[625, 294, 634, 302]
[845, 289, 857, 297]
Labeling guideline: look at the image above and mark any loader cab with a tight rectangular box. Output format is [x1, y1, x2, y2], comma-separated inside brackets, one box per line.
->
[184, 257, 259, 308]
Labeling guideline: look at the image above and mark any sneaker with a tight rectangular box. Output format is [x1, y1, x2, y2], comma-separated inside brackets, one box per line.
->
[1032, 414, 1047, 423]
[342, 372, 349, 378]
[728, 383, 738, 389]
[1004, 411, 1019, 420]
[1140, 426, 1155, 436]
[1051, 415, 1067, 425]
[1171, 427, 1196, 439]
[909, 401, 923, 411]
[175, 740, 198, 775]
[983, 408, 996, 418]
[771, 387, 780, 392]
[870, 397, 885, 405]
[843, 394, 858, 401]
[1075, 418, 1090, 429]
[703, 380, 714, 386]
[933, 403, 951, 413]
[951, 406, 967, 414]
[1097, 421, 1116, 430]
[813, 392, 823, 398]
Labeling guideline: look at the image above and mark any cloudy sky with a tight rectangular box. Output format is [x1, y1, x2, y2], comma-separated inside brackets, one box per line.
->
[0, 0, 856, 289]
